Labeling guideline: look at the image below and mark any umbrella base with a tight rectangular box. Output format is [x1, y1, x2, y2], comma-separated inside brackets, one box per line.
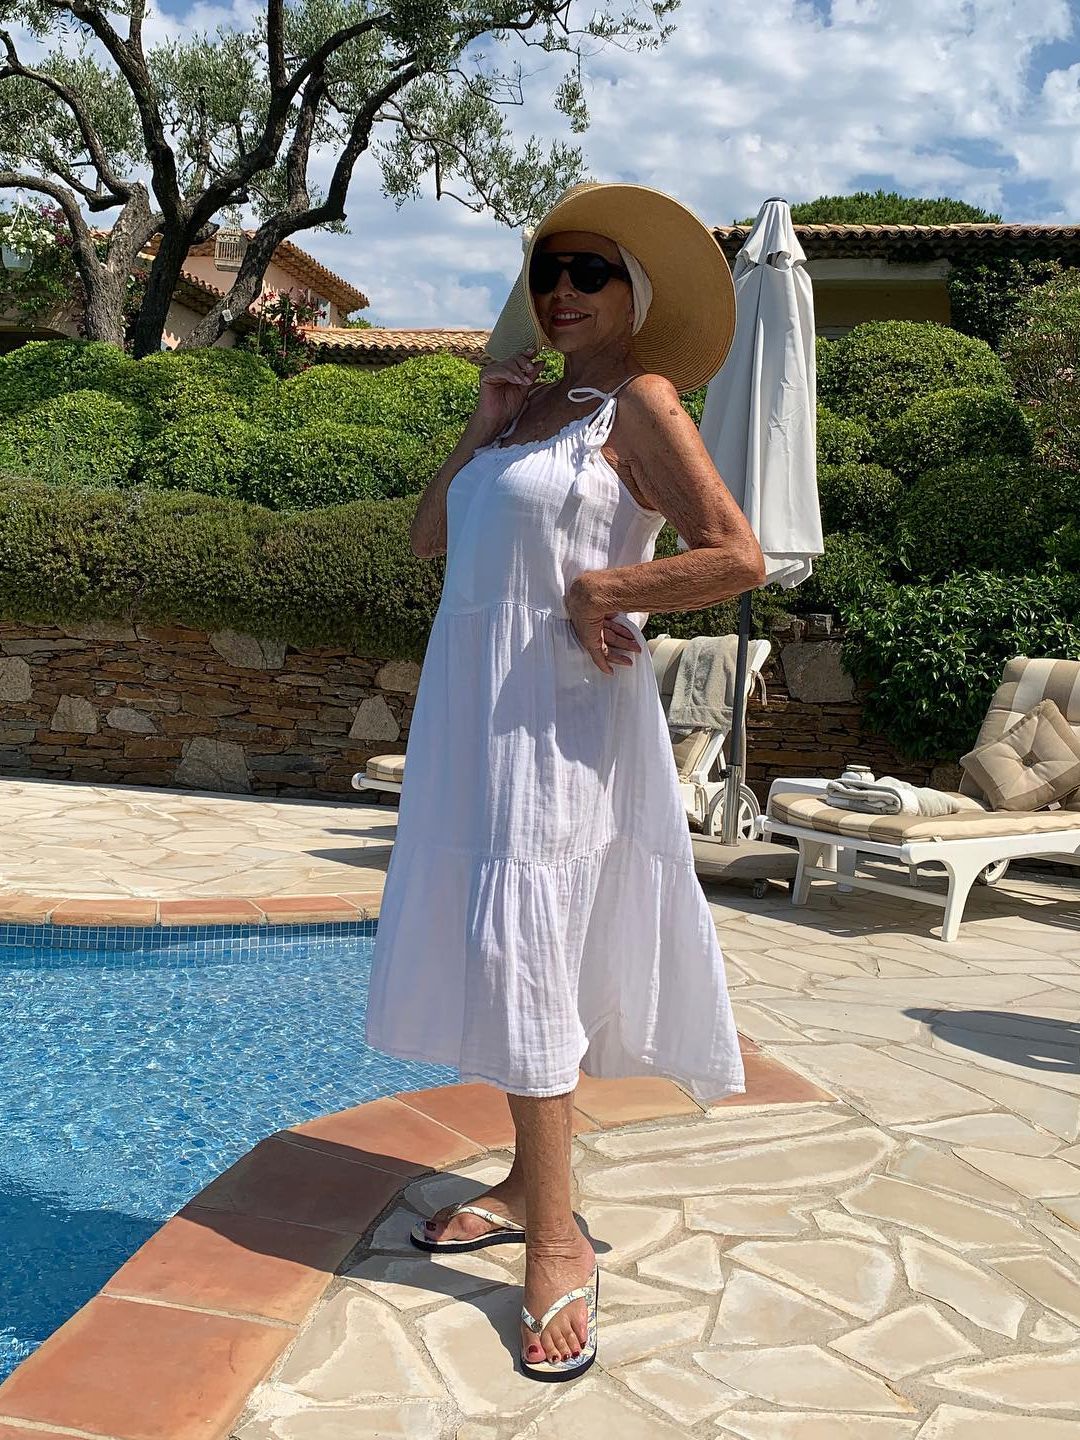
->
[691, 834, 798, 891]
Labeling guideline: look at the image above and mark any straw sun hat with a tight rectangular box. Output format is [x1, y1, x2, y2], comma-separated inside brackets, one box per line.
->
[486, 181, 736, 394]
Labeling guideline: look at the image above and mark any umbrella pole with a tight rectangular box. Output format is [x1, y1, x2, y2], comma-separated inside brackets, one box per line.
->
[720, 590, 754, 845]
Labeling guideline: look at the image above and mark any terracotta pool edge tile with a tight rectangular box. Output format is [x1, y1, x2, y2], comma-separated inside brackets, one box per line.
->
[286, 1095, 483, 1174]
[0, 891, 384, 927]
[0, 1295, 290, 1440]
[48, 898, 160, 926]
[158, 899, 266, 926]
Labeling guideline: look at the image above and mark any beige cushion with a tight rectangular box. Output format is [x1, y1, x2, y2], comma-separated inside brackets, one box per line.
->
[367, 753, 406, 782]
[770, 791, 1080, 843]
[960, 699, 1080, 811]
[959, 656, 1080, 798]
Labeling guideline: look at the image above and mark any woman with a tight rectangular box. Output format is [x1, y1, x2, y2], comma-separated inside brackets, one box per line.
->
[366, 181, 765, 1381]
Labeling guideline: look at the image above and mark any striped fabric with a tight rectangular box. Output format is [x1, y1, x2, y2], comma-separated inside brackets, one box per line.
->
[367, 754, 406, 782]
[960, 699, 1080, 812]
[958, 658, 1080, 802]
[769, 791, 1077, 843]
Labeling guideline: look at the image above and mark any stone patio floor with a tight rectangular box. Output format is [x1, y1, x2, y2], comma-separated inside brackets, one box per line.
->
[1, 777, 1079, 1436]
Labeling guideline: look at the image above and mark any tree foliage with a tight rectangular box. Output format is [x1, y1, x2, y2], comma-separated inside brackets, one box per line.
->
[737, 190, 998, 226]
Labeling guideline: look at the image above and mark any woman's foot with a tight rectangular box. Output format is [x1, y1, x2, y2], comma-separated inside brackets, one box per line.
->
[521, 1227, 597, 1365]
[421, 1177, 527, 1245]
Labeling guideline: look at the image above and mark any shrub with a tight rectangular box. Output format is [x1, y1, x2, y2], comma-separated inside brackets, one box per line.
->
[1, 391, 149, 488]
[817, 406, 871, 467]
[1000, 266, 1080, 472]
[896, 458, 1078, 580]
[369, 354, 480, 438]
[792, 532, 894, 617]
[817, 463, 903, 537]
[841, 568, 1080, 760]
[241, 425, 396, 509]
[0, 477, 444, 658]
[112, 347, 279, 425]
[878, 386, 1033, 479]
[818, 321, 1009, 424]
[0, 339, 131, 419]
[135, 413, 263, 497]
[269, 364, 384, 429]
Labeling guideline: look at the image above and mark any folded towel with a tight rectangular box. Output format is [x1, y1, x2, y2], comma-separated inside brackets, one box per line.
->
[825, 776, 968, 818]
[667, 635, 741, 732]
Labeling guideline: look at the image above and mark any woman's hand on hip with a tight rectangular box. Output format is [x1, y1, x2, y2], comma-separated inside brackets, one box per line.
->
[472, 347, 545, 437]
[566, 576, 643, 676]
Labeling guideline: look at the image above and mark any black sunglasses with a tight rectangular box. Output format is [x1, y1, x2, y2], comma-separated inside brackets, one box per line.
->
[528, 250, 631, 295]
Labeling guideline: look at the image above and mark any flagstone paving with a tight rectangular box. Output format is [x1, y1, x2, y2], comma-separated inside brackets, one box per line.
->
[231, 856, 1080, 1438]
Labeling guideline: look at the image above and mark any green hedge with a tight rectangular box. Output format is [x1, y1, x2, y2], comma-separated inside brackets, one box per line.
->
[896, 458, 1079, 579]
[878, 386, 1033, 479]
[792, 532, 895, 616]
[0, 478, 444, 658]
[818, 321, 1009, 424]
[0, 340, 132, 420]
[1, 391, 149, 488]
[817, 406, 872, 466]
[270, 354, 479, 439]
[817, 463, 903, 537]
[841, 567, 1080, 760]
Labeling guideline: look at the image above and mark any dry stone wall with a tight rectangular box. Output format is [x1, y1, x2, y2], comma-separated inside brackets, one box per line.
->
[0, 620, 419, 800]
[0, 618, 951, 801]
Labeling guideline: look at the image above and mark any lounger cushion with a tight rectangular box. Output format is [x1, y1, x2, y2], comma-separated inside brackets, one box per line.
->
[960, 699, 1080, 811]
[366, 753, 406, 782]
[769, 792, 1080, 843]
[959, 656, 1080, 800]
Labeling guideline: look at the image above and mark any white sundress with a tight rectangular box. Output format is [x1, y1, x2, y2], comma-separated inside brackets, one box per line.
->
[365, 378, 745, 1101]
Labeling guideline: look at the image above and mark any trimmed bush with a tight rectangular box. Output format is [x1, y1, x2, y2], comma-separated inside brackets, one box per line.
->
[842, 568, 1080, 760]
[896, 458, 1078, 580]
[792, 532, 894, 616]
[878, 386, 1033, 479]
[1, 391, 149, 488]
[112, 347, 279, 425]
[0, 477, 444, 658]
[818, 321, 1009, 424]
[0, 339, 131, 420]
[817, 406, 872, 466]
[369, 354, 480, 438]
[135, 412, 263, 497]
[268, 365, 384, 429]
[817, 463, 902, 538]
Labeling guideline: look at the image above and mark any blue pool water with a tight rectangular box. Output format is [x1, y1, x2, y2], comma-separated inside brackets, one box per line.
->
[0, 921, 455, 1379]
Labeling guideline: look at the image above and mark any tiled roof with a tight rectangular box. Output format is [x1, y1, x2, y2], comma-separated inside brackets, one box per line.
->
[304, 326, 490, 362]
[712, 221, 1080, 265]
[142, 231, 369, 315]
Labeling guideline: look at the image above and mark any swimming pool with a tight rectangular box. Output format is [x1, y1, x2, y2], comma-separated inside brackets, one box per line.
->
[0, 920, 455, 1380]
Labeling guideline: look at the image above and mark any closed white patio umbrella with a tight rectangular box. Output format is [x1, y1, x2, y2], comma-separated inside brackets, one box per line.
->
[683, 197, 823, 843]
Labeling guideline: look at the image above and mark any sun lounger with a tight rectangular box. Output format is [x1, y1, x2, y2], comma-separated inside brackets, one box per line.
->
[761, 657, 1080, 941]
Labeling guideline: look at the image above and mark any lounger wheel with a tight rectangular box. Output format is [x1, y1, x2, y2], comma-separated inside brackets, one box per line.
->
[976, 859, 1010, 887]
[752, 878, 769, 899]
[705, 784, 760, 841]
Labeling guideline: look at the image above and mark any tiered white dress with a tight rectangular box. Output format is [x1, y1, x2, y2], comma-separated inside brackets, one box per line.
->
[365, 379, 745, 1101]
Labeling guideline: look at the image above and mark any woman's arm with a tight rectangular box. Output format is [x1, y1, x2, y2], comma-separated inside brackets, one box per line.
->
[571, 373, 766, 614]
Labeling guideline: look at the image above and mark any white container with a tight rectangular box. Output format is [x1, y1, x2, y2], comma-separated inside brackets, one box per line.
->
[840, 763, 875, 783]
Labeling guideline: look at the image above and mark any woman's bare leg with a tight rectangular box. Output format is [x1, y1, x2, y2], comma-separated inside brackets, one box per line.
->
[510, 1089, 597, 1365]
[421, 1098, 527, 1244]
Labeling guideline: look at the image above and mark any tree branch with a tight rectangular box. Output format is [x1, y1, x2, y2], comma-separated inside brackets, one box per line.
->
[0, 30, 133, 200]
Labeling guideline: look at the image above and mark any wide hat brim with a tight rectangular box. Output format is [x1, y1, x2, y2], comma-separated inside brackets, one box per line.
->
[486, 182, 736, 394]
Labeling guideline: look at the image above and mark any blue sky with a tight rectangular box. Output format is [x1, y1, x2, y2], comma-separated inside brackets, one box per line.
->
[18, 0, 1080, 327]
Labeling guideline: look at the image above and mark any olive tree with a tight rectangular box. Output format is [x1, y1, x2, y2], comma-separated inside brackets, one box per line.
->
[0, 0, 676, 354]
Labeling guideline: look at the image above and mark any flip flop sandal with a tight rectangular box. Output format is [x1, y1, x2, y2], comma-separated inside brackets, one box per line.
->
[410, 1201, 526, 1254]
[519, 1267, 599, 1382]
